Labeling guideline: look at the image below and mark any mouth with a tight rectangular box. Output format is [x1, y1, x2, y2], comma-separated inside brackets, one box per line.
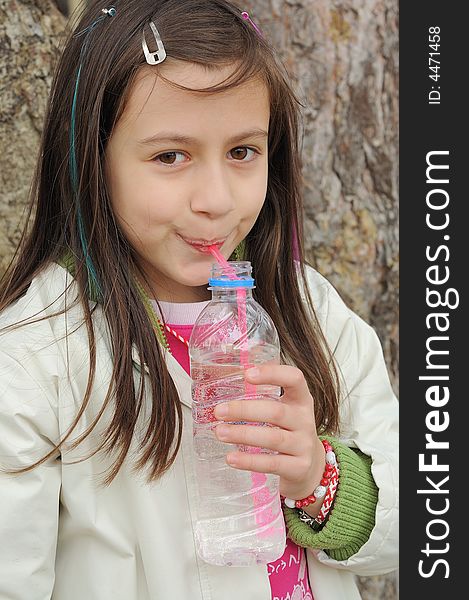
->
[178, 235, 228, 252]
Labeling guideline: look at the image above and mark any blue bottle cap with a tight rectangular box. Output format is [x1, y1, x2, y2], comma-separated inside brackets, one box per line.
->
[208, 277, 255, 288]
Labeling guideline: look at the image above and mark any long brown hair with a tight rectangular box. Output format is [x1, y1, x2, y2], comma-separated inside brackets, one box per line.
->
[0, 0, 340, 484]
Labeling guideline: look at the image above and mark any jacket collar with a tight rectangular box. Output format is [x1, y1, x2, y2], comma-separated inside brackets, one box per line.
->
[131, 346, 193, 410]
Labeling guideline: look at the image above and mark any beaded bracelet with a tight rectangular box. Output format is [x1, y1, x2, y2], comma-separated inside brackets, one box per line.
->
[281, 440, 338, 509]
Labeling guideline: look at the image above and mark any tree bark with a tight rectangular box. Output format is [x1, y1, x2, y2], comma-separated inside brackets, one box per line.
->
[0, 0, 66, 273]
[1, 1, 398, 597]
[245, 1, 399, 598]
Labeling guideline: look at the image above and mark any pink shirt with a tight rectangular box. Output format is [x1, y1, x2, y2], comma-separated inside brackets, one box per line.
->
[153, 300, 313, 599]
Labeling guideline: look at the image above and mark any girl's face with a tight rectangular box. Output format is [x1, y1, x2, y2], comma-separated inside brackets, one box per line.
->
[105, 61, 270, 302]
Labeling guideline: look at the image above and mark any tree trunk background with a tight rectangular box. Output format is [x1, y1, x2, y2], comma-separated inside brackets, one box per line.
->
[246, 2, 399, 598]
[0, 1, 398, 598]
[0, 0, 66, 273]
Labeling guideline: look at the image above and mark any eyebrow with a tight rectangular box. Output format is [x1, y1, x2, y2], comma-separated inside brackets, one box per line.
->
[137, 128, 269, 147]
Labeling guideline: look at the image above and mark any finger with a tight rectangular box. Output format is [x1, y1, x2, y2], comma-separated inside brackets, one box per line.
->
[225, 448, 302, 480]
[245, 365, 311, 405]
[215, 423, 306, 456]
[214, 399, 298, 431]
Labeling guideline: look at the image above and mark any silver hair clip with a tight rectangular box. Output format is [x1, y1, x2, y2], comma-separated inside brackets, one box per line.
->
[142, 21, 167, 65]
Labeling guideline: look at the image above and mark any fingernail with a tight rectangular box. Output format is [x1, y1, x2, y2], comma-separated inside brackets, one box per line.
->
[216, 425, 229, 440]
[214, 404, 228, 418]
[226, 453, 239, 466]
[246, 367, 260, 378]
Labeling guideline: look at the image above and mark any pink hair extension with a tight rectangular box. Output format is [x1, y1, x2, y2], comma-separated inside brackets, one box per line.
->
[241, 11, 263, 37]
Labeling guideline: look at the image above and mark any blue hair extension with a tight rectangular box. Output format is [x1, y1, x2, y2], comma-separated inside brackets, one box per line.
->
[69, 6, 118, 298]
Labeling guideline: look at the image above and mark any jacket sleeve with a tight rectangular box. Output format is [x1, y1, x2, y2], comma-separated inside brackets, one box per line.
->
[284, 437, 379, 561]
[0, 349, 61, 600]
[286, 267, 398, 576]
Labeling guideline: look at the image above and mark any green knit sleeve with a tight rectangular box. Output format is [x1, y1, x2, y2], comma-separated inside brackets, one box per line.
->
[283, 437, 379, 561]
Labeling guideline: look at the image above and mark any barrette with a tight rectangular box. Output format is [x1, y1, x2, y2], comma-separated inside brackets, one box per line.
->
[142, 21, 167, 65]
[241, 11, 263, 37]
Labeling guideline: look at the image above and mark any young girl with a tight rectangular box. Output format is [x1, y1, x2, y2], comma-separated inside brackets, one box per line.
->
[0, 1, 398, 598]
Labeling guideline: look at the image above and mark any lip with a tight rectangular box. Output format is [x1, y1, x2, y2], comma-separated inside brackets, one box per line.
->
[178, 235, 228, 249]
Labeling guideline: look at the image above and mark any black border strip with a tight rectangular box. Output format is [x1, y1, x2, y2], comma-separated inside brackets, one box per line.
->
[400, 2, 465, 596]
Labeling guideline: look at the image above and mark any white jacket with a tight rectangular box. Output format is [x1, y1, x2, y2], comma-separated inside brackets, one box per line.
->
[0, 263, 398, 600]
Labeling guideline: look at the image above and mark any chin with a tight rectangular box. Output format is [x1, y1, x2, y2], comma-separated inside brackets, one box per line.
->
[178, 262, 212, 287]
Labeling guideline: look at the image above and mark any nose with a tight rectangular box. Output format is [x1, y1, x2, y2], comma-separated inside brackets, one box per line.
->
[190, 162, 236, 217]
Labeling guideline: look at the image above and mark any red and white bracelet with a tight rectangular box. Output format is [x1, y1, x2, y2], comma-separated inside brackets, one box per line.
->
[314, 462, 339, 525]
[281, 440, 339, 525]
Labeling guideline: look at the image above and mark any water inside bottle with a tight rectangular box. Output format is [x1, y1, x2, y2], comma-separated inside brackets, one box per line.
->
[190, 343, 286, 566]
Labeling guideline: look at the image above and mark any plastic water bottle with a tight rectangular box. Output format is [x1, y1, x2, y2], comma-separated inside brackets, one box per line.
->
[188, 261, 286, 567]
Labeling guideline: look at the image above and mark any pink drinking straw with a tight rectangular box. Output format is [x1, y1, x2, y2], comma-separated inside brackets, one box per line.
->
[207, 246, 253, 390]
[208, 246, 273, 532]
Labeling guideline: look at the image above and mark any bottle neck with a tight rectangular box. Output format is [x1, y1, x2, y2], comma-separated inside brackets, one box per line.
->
[210, 287, 254, 301]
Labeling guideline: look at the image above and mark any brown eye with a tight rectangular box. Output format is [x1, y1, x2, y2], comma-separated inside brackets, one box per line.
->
[157, 152, 177, 165]
[229, 147, 257, 161]
[231, 147, 248, 160]
[153, 151, 186, 167]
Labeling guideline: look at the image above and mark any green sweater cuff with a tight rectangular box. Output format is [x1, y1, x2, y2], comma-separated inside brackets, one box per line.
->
[283, 437, 379, 561]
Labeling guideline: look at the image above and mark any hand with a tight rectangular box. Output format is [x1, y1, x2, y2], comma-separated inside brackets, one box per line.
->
[213, 364, 326, 510]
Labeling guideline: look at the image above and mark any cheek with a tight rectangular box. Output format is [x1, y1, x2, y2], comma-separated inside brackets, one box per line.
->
[245, 173, 268, 221]
[110, 170, 180, 226]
